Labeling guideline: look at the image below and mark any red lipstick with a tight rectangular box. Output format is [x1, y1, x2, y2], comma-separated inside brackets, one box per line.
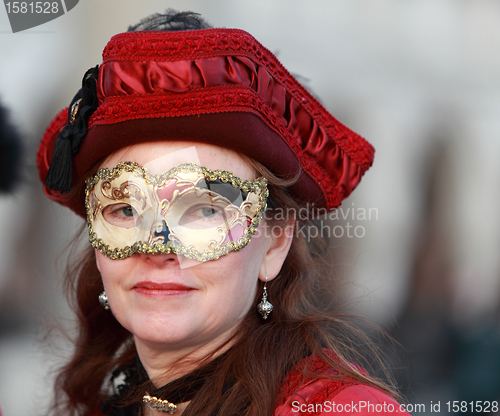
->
[133, 281, 195, 297]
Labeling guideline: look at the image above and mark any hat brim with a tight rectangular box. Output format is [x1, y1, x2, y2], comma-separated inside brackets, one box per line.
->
[41, 111, 331, 218]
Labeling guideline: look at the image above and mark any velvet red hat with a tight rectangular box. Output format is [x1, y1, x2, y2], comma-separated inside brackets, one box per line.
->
[37, 27, 374, 218]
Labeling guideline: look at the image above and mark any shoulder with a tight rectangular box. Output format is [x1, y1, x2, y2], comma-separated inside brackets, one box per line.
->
[275, 381, 409, 415]
[274, 354, 409, 416]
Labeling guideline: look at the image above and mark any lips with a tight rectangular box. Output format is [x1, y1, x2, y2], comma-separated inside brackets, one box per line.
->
[133, 281, 196, 297]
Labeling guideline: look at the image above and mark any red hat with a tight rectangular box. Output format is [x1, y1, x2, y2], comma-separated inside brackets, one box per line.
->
[37, 28, 374, 218]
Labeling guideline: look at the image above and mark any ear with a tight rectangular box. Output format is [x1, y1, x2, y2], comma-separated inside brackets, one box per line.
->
[258, 219, 294, 282]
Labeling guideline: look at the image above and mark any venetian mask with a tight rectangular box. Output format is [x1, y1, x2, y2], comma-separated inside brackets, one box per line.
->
[85, 162, 268, 262]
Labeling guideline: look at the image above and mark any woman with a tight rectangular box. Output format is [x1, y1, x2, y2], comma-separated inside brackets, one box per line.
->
[38, 11, 408, 416]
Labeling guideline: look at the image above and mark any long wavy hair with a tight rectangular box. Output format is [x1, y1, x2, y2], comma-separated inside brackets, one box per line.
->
[50, 153, 398, 416]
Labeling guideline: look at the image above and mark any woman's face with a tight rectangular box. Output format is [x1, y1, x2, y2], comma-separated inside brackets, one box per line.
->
[94, 142, 287, 354]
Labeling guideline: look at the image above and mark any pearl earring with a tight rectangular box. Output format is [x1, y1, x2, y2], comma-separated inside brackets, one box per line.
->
[98, 291, 110, 310]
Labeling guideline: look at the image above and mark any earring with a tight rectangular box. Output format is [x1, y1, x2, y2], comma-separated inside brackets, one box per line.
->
[98, 291, 110, 310]
[257, 276, 273, 319]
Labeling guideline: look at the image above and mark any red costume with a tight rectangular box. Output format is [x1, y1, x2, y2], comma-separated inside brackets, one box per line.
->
[275, 355, 408, 415]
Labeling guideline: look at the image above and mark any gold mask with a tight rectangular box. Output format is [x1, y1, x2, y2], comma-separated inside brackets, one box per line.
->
[85, 162, 268, 261]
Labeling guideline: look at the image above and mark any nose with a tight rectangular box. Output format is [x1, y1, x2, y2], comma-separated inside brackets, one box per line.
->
[142, 220, 178, 266]
[140, 252, 180, 267]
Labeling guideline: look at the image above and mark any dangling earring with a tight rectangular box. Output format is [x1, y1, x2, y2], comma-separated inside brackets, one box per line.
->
[98, 291, 110, 310]
[257, 276, 273, 319]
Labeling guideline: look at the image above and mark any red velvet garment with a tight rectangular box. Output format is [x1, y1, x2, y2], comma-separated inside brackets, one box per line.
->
[275, 355, 409, 416]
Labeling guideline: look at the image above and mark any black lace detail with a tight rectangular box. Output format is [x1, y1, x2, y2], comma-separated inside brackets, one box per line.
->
[101, 364, 142, 416]
[101, 353, 231, 416]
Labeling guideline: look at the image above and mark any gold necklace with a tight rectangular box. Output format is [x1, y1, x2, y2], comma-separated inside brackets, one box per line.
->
[143, 393, 177, 414]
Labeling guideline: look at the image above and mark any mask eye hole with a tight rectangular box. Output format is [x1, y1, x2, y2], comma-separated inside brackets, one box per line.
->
[102, 203, 141, 227]
[179, 204, 227, 228]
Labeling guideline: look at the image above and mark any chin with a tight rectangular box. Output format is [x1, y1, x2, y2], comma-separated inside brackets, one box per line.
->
[125, 313, 194, 344]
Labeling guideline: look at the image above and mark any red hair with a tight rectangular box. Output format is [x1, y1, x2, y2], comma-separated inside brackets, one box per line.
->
[50, 161, 397, 416]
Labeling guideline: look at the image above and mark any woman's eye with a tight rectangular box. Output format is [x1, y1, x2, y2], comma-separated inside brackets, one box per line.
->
[178, 204, 226, 228]
[200, 207, 219, 218]
[119, 206, 137, 217]
[193, 206, 223, 220]
[102, 204, 140, 227]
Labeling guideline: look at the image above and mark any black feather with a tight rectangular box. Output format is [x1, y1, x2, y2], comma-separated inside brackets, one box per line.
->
[127, 10, 212, 32]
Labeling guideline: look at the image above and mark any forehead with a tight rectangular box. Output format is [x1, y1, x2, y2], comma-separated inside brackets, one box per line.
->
[101, 141, 256, 180]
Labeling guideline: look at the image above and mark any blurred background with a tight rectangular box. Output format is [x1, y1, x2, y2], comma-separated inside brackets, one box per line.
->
[1, 0, 500, 414]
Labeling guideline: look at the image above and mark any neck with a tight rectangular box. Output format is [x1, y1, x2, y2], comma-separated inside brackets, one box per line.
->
[134, 331, 235, 388]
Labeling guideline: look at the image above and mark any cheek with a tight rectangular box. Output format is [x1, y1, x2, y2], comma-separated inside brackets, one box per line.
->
[95, 249, 113, 278]
[94, 251, 135, 325]
[240, 226, 271, 270]
[94, 249, 104, 273]
[201, 256, 260, 321]
[95, 249, 126, 286]
[224, 232, 270, 284]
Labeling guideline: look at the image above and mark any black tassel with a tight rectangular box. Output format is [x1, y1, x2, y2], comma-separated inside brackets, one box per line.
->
[44, 125, 74, 192]
[44, 66, 99, 193]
